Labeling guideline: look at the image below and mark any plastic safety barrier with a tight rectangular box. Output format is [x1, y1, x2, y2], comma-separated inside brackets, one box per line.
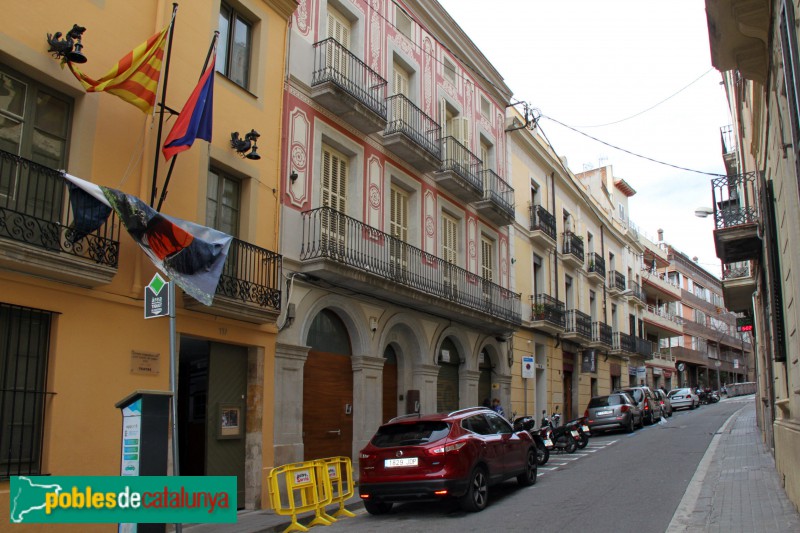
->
[267, 456, 354, 533]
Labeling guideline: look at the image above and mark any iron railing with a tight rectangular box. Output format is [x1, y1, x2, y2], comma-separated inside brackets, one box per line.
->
[440, 136, 483, 195]
[529, 205, 556, 241]
[531, 294, 565, 328]
[587, 252, 605, 278]
[562, 231, 584, 263]
[592, 321, 613, 345]
[609, 270, 626, 292]
[0, 150, 120, 267]
[217, 238, 282, 311]
[629, 281, 645, 301]
[312, 38, 387, 118]
[480, 169, 514, 217]
[711, 171, 759, 229]
[722, 261, 751, 280]
[613, 331, 636, 353]
[385, 94, 441, 159]
[300, 206, 520, 323]
[645, 304, 684, 326]
[565, 309, 592, 338]
[635, 337, 654, 357]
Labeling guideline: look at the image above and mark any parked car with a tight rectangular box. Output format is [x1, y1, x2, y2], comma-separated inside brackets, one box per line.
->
[654, 389, 673, 417]
[584, 392, 642, 433]
[617, 386, 663, 425]
[668, 388, 699, 410]
[358, 407, 537, 514]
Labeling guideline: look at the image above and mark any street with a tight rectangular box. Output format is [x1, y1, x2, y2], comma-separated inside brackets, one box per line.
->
[326, 398, 750, 533]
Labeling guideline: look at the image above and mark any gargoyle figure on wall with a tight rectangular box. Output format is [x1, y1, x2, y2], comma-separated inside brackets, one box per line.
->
[46, 24, 86, 62]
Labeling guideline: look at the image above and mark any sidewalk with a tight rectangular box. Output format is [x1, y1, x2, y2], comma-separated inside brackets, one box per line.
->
[667, 396, 800, 532]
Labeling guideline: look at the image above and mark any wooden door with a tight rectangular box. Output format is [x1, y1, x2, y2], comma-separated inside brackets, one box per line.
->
[563, 371, 573, 420]
[303, 350, 353, 460]
[382, 347, 398, 423]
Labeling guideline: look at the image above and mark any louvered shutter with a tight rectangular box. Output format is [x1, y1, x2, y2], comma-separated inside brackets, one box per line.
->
[390, 185, 409, 275]
[321, 145, 347, 254]
[327, 8, 351, 77]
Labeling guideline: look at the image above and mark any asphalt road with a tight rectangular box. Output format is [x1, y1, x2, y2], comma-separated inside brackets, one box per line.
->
[325, 399, 745, 533]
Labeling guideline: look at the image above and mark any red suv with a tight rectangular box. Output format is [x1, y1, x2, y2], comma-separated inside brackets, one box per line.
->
[358, 407, 537, 514]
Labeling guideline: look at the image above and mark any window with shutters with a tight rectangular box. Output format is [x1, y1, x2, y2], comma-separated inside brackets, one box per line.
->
[442, 213, 458, 295]
[481, 236, 494, 282]
[327, 6, 351, 78]
[321, 144, 348, 253]
[443, 57, 456, 85]
[480, 95, 490, 119]
[396, 7, 413, 40]
[390, 184, 408, 275]
[392, 62, 410, 124]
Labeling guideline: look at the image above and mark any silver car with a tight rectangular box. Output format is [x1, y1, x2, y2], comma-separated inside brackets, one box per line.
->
[668, 388, 699, 410]
[585, 392, 642, 433]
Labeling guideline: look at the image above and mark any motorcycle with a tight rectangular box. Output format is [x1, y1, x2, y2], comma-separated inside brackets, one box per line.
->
[539, 410, 578, 454]
[564, 417, 591, 449]
[696, 388, 708, 405]
[708, 390, 720, 403]
[512, 415, 550, 466]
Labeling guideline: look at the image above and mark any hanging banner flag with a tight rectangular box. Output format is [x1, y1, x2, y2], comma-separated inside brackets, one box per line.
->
[64, 173, 231, 306]
[67, 25, 170, 113]
[162, 57, 215, 160]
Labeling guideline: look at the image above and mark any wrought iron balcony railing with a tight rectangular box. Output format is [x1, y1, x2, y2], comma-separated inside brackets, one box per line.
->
[531, 293, 565, 327]
[385, 94, 441, 159]
[440, 136, 483, 194]
[629, 281, 645, 301]
[609, 270, 626, 292]
[529, 205, 556, 241]
[587, 252, 606, 278]
[562, 231, 584, 262]
[0, 150, 119, 267]
[565, 309, 592, 338]
[217, 238, 282, 311]
[312, 38, 387, 119]
[635, 337, 654, 357]
[592, 321, 612, 346]
[711, 172, 759, 229]
[722, 261, 751, 280]
[300, 206, 520, 323]
[613, 331, 636, 353]
[480, 169, 514, 217]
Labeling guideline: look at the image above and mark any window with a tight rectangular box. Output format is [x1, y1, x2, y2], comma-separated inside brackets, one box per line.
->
[441, 213, 458, 264]
[481, 236, 494, 282]
[1, 303, 53, 477]
[480, 95, 490, 119]
[480, 139, 492, 171]
[440, 99, 468, 145]
[618, 203, 625, 222]
[206, 168, 241, 237]
[218, 3, 252, 89]
[321, 144, 348, 250]
[395, 7, 413, 40]
[392, 62, 410, 97]
[443, 57, 456, 84]
[485, 412, 512, 434]
[390, 184, 408, 272]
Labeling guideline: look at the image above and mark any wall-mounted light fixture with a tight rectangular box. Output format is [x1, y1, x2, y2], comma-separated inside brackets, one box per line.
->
[289, 169, 298, 183]
[46, 24, 88, 63]
[230, 129, 261, 160]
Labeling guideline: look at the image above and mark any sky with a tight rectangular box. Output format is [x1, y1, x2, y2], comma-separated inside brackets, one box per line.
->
[437, 0, 730, 276]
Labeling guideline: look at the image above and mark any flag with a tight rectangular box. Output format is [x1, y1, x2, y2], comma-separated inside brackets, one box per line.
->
[162, 57, 215, 160]
[67, 25, 169, 114]
[64, 173, 232, 306]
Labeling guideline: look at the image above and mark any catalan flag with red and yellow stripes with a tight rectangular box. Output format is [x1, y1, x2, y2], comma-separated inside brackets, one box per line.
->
[68, 25, 169, 114]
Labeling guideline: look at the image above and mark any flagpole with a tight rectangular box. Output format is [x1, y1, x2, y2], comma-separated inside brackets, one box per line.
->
[150, 3, 179, 207]
[156, 31, 219, 212]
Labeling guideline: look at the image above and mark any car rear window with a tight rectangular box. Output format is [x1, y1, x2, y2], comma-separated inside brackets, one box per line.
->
[371, 421, 450, 448]
[623, 389, 644, 403]
[668, 389, 689, 397]
[588, 395, 624, 408]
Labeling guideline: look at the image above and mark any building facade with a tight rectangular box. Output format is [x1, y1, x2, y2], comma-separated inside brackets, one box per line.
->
[1, 0, 295, 520]
[705, 0, 800, 508]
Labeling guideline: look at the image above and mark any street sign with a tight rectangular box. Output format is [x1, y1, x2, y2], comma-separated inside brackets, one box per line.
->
[677, 362, 686, 372]
[144, 273, 169, 319]
[522, 356, 535, 379]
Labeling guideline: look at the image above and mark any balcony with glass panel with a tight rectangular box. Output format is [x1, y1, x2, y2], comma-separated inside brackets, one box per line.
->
[528, 205, 556, 248]
[0, 150, 119, 287]
[311, 38, 388, 134]
[474, 169, 514, 226]
[383, 94, 441, 172]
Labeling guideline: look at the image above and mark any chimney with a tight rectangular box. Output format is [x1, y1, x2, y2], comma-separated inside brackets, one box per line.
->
[657, 228, 664, 242]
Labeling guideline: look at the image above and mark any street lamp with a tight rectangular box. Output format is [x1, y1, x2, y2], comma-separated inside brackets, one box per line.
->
[694, 206, 714, 218]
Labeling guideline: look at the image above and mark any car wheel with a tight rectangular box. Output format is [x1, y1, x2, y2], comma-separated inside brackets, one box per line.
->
[459, 466, 489, 512]
[536, 443, 549, 466]
[364, 500, 393, 515]
[627, 417, 635, 433]
[517, 449, 537, 486]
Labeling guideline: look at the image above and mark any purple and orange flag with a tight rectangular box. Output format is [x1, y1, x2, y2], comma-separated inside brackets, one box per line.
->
[67, 25, 169, 114]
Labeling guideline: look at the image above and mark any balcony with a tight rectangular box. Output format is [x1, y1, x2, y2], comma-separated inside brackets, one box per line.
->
[720, 125, 739, 176]
[529, 205, 557, 248]
[586, 252, 605, 285]
[474, 169, 515, 226]
[628, 281, 646, 306]
[641, 267, 681, 300]
[299, 207, 521, 331]
[721, 261, 756, 314]
[311, 38, 387, 134]
[530, 294, 565, 335]
[635, 337, 655, 358]
[608, 270, 626, 296]
[183, 238, 282, 324]
[589, 321, 613, 349]
[0, 151, 119, 287]
[435, 136, 484, 203]
[563, 309, 592, 344]
[561, 231, 584, 268]
[383, 94, 441, 172]
[711, 172, 761, 264]
[705, 0, 770, 83]
[643, 305, 684, 337]
[668, 345, 709, 367]
[611, 331, 636, 355]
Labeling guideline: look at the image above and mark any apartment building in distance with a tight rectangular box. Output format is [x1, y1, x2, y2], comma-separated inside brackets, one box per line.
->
[1, 0, 295, 516]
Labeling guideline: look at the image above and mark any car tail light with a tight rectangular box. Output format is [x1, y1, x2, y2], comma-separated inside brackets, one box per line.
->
[434, 490, 449, 496]
[430, 441, 466, 455]
[360, 493, 371, 499]
[584, 409, 589, 418]
[644, 399, 650, 411]
[620, 405, 629, 413]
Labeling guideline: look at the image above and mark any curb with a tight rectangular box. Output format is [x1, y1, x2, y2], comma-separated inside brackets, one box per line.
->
[257, 499, 365, 533]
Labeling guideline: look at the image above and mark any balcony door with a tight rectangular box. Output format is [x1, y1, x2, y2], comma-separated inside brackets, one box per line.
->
[326, 6, 351, 77]
[321, 145, 347, 254]
[392, 63, 410, 123]
[441, 213, 458, 296]
[481, 235, 494, 300]
[207, 168, 240, 283]
[389, 184, 408, 277]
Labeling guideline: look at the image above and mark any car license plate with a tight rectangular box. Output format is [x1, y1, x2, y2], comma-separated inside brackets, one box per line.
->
[582, 425, 590, 433]
[544, 439, 553, 447]
[673, 396, 682, 399]
[570, 430, 580, 438]
[384, 458, 418, 468]
[597, 410, 612, 416]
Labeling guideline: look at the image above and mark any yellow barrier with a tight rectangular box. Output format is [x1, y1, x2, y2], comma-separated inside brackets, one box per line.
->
[267, 457, 355, 533]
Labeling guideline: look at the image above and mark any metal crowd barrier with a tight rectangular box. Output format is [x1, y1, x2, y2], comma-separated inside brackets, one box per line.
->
[267, 456, 354, 533]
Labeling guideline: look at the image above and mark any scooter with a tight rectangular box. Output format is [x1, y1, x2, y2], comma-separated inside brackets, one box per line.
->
[512, 415, 550, 466]
[540, 410, 578, 454]
[708, 390, 720, 403]
[564, 417, 591, 449]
